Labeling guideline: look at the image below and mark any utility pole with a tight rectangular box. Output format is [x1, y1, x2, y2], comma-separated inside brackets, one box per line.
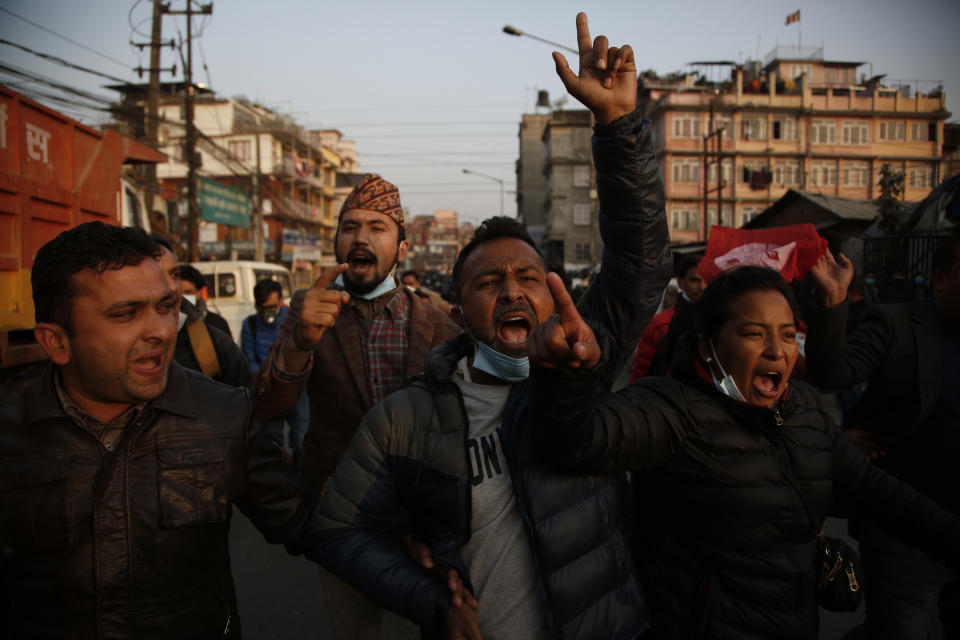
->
[253, 111, 264, 261]
[702, 100, 725, 241]
[131, 0, 175, 231]
[166, 1, 213, 261]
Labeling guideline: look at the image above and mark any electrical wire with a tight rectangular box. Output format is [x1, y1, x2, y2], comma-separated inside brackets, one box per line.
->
[0, 6, 130, 69]
[0, 39, 134, 85]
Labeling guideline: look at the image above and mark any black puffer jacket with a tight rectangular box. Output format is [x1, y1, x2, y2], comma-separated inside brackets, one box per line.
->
[531, 336, 960, 640]
[312, 108, 672, 639]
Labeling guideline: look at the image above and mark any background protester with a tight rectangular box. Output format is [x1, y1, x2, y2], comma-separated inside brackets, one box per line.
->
[178, 263, 233, 338]
[253, 173, 459, 640]
[153, 236, 251, 388]
[530, 265, 960, 640]
[631, 254, 704, 380]
[242, 278, 309, 467]
[805, 235, 960, 640]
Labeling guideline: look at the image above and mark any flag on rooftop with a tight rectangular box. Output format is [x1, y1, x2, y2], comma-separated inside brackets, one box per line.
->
[785, 10, 800, 26]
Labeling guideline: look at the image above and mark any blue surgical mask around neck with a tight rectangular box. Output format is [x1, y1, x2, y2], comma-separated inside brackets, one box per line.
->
[335, 268, 397, 300]
[708, 340, 746, 402]
[472, 340, 530, 383]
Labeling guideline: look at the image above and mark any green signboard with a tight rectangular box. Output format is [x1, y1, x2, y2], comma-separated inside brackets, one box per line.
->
[198, 176, 251, 227]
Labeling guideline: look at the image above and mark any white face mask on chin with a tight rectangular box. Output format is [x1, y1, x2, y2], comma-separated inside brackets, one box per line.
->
[708, 339, 746, 402]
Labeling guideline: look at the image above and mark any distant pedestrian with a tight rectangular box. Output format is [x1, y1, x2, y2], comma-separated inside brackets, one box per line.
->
[178, 263, 232, 338]
[242, 278, 308, 467]
[630, 254, 704, 380]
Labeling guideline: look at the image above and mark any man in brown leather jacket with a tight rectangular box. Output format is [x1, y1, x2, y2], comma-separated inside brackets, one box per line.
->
[0, 222, 321, 639]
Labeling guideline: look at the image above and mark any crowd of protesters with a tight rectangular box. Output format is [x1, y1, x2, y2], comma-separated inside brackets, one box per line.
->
[2, 11, 958, 640]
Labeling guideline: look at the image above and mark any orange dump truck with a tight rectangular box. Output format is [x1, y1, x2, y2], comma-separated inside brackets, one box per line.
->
[0, 85, 166, 392]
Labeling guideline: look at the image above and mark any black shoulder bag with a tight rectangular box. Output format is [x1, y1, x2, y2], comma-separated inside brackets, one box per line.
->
[778, 461, 863, 612]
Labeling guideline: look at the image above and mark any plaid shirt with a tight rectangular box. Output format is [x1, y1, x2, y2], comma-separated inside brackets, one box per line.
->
[351, 288, 410, 405]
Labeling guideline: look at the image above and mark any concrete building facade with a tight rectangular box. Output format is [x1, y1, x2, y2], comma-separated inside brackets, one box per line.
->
[640, 46, 951, 244]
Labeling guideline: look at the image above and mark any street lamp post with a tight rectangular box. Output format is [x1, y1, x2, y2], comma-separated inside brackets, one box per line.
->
[502, 25, 577, 54]
[462, 168, 504, 216]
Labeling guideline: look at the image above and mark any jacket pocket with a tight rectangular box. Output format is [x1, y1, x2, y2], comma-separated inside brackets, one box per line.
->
[0, 453, 73, 552]
[156, 440, 231, 528]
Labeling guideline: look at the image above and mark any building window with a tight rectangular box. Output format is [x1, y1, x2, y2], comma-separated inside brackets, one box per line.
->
[810, 161, 837, 186]
[573, 203, 591, 226]
[706, 205, 733, 230]
[707, 116, 734, 138]
[573, 165, 590, 187]
[707, 159, 733, 186]
[772, 118, 799, 141]
[740, 205, 765, 225]
[228, 140, 251, 161]
[841, 120, 869, 145]
[672, 157, 701, 184]
[843, 161, 869, 187]
[909, 166, 933, 189]
[671, 204, 699, 231]
[575, 242, 591, 261]
[878, 121, 905, 142]
[911, 121, 935, 142]
[811, 120, 837, 144]
[672, 113, 701, 139]
[773, 161, 801, 186]
[741, 116, 768, 141]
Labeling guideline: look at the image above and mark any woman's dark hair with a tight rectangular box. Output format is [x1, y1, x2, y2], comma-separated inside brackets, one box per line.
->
[451, 216, 541, 303]
[32, 222, 161, 333]
[695, 266, 800, 340]
[253, 278, 283, 307]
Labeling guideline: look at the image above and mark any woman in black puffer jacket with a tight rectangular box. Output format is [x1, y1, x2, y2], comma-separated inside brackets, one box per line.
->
[530, 266, 960, 640]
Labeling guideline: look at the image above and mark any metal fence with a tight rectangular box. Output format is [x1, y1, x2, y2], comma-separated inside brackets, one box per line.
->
[863, 233, 948, 281]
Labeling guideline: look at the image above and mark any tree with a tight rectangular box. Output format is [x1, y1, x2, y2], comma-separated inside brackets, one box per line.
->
[876, 163, 906, 234]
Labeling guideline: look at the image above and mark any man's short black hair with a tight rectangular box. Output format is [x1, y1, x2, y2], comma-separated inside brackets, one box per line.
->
[178, 264, 207, 292]
[253, 278, 283, 308]
[149, 233, 174, 254]
[676, 254, 702, 280]
[32, 222, 162, 333]
[451, 216, 542, 303]
[401, 270, 420, 282]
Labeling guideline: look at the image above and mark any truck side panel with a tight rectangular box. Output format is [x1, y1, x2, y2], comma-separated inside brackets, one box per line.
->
[1, 87, 125, 368]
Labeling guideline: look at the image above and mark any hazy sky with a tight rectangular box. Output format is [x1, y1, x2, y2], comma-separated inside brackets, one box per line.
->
[2, 0, 957, 224]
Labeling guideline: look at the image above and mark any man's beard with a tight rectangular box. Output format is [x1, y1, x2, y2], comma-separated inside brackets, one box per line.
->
[339, 246, 399, 295]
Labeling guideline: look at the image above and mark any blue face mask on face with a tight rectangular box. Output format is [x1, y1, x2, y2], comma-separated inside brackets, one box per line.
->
[708, 340, 746, 402]
[459, 305, 530, 383]
[472, 340, 530, 383]
[335, 269, 398, 300]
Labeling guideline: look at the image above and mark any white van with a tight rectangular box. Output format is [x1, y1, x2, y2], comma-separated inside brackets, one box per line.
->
[191, 261, 294, 344]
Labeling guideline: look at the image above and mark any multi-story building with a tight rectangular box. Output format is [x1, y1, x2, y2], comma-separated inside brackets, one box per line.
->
[536, 110, 598, 270]
[404, 210, 460, 275]
[111, 84, 350, 263]
[640, 46, 951, 243]
[516, 113, 551, 245]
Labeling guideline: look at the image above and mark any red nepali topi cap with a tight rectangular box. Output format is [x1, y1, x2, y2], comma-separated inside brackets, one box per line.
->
[340, 173, 403, 226]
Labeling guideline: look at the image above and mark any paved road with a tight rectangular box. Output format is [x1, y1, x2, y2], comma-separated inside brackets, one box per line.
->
[228, 510, 900, 640]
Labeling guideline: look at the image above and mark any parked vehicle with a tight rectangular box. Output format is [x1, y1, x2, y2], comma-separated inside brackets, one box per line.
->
[0, 85, 165, 398]
[190, 260, 293, 343]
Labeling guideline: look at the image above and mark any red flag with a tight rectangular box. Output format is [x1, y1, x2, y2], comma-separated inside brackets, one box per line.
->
[699, 224, 828, 284]
[785, 10, 800, 25]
